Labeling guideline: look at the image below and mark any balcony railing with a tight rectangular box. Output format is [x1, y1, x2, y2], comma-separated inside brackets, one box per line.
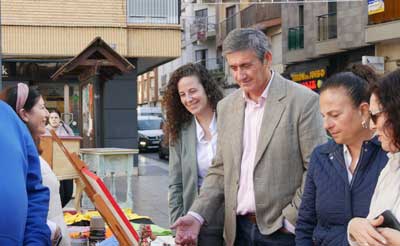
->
[190, 15, 217, 41]
[218, 12, 240, 46]
[317, 12, 337, 41]
[288, 26, 304, 50]
[127, 0, 180, 24]
[240, 4, 281, 28]
[195, 58, 224, 72]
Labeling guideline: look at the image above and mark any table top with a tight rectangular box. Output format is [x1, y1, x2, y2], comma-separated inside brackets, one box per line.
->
[80, 148, 139, 155]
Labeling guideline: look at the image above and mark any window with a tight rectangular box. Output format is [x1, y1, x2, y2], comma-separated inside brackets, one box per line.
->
[299, 5, 304, 26]
[226, 5, 237, 33]
[127, 0, 179, 24]
[195, 49, 208, 68]
[195, 8, 208, 18]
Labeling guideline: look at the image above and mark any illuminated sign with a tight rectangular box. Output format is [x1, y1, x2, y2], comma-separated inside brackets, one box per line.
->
[290, 69, 326, 82]
[290, 68, 326, 91]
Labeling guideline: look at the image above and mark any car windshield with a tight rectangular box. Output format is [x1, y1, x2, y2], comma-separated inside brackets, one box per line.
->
[138, 119, 162, 131]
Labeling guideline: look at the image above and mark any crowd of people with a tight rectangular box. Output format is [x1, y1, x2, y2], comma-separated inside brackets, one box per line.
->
[2, 27, 400, 246]
[165, 28, 400, 246]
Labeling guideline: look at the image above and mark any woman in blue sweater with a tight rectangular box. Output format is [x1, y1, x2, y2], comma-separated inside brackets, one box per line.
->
[295, 65, 388, 246]
[0, 100, 51, 245]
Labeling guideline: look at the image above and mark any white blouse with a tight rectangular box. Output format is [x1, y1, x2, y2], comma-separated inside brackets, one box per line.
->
[348, 152, 400, 245]
[40, 157, 71, 246]
[194, 113, 217, 188]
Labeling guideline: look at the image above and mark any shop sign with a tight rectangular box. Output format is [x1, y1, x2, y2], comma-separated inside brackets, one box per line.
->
[290, 68, 326, 91]
[299, 79, 324, 91]
[368, 0, 384, 15]
[2, 65, 8, 77]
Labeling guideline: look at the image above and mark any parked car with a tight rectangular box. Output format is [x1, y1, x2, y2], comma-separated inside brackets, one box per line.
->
[158, 135, 169, 160]
[138, 116, 163, 152]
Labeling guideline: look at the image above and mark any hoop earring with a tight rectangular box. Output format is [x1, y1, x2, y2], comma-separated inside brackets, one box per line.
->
[361, 120, 368, 129]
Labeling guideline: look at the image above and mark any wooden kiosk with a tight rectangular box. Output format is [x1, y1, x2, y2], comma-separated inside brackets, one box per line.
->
[40, 135, 84, 211]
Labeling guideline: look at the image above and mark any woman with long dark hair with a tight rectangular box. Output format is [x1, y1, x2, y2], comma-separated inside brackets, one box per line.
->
[163, 63, 225, 245]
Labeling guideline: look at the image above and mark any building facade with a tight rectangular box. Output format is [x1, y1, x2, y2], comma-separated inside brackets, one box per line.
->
[365, 0, 400, 72]
[1, 0, 181, 148]
[282, 1, 374, 91]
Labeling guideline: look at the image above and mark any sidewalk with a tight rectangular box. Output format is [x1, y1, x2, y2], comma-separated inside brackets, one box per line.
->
[132, 154, 169, 228]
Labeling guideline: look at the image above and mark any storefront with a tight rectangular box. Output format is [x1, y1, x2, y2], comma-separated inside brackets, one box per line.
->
[284, 45, 375, 92]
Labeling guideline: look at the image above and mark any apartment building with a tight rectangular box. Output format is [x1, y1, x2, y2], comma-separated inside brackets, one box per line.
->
[282, 1, 373, 92]
[149, 1, 221, 106]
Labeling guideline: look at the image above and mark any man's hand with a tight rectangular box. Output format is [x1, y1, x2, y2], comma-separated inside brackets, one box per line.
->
[348, 216, 387, 246]
[171, 214, 201, 246]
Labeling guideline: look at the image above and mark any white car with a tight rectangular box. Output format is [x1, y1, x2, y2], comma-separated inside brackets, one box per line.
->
[137, 116, 163, 151]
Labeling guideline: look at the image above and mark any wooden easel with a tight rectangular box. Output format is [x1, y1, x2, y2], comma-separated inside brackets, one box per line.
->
[50, 130, 140, 246]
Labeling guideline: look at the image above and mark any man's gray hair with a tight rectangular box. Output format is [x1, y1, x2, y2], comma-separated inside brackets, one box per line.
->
[222, 28, 272, 62]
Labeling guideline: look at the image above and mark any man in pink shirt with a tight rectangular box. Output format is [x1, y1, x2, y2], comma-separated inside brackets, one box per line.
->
[172, 28, 326, 246]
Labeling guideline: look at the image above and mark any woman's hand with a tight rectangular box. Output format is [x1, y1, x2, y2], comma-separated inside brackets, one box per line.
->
[377, 227, 400, 246]
[348, 216, 387, 246]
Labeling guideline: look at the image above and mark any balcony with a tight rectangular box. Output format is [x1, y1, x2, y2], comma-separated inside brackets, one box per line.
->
[240, 4, 281, 29]
[288, 26, 304, 51]
[127, 0, 180, 24]
[217, 12, 240, 47]
[196, 57, 223, 71]
[366, 0, 400, 43]
[368, 0, 400, 25]
[190, 15, 217, 43]
[195, 58, 225, 81]
[317, 13, 337, 41]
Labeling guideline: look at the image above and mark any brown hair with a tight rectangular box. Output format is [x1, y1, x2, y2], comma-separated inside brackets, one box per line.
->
[370, 69, 400, 149]
[162, 63, 224, 145]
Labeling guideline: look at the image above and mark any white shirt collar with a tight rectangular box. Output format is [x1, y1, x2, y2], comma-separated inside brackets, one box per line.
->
[387, 152, 400, 171]
[194, 113, 217, 143]
[343, 144, 355, 183]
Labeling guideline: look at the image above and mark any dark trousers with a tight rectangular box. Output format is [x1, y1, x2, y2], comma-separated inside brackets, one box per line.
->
[198, 226, 225, 246]
[234, 216, 295, 246]
[59, 179, 73, 207]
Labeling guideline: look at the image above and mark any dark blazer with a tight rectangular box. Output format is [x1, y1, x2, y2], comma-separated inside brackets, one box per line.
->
[295, 136, 388, 246]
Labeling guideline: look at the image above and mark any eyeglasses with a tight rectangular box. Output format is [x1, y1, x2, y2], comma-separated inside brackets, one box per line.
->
[369, 110, 384, 124]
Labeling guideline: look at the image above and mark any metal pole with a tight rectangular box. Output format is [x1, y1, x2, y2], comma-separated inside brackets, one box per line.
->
[93, 65, 103, 148]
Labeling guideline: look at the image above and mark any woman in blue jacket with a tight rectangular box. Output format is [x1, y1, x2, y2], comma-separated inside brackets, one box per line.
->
[0, 100, 51, 245]
[295, 65, 388, 246]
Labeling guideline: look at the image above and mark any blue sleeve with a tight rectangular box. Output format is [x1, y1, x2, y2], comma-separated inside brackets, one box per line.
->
[23, 131, 51, 246]
[295, 150, 318, 246]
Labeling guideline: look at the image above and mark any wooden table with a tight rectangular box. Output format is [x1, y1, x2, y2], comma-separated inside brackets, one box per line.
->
[79, 148, 139, 209]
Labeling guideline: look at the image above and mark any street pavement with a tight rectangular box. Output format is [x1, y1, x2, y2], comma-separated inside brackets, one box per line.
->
[133, 153, 170, 228]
